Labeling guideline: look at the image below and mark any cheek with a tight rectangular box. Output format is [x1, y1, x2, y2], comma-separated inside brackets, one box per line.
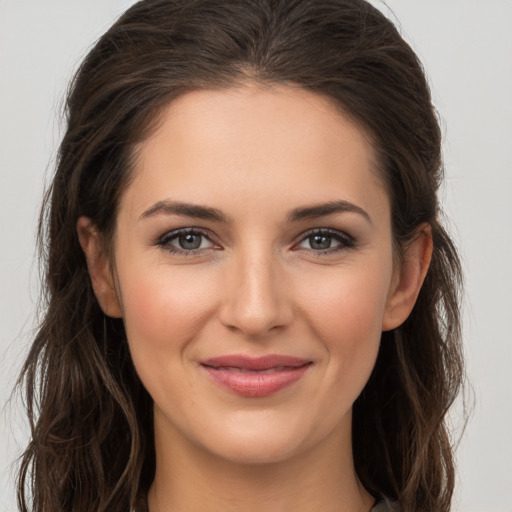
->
[296, 262, 391, 371]
[116, 264, 219, 368]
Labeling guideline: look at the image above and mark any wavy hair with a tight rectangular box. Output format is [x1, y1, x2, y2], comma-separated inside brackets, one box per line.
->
[17, 1, 464, 511]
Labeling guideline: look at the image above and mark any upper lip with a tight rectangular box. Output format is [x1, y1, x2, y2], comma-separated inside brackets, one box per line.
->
[201, 354, 311, 371]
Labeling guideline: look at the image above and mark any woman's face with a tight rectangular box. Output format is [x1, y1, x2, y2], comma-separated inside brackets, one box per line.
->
[91, 84, 413, 464]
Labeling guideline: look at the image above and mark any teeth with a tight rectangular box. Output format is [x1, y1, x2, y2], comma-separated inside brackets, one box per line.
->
[214, 366, 288, 373]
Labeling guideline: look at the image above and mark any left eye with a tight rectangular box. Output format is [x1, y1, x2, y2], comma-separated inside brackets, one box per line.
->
[158, 229, 216, 252]
[296, 230, 354, 252]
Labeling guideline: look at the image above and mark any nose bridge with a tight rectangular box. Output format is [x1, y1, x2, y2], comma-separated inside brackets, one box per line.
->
[220, 242, 291, 337]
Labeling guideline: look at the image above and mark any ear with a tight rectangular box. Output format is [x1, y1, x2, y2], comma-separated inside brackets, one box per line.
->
[382, 224, 433, 331]
[77, 217, 122, 318]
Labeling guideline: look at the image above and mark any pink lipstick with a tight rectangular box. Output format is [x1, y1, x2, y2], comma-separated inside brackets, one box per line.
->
[201, 355, 312, 397]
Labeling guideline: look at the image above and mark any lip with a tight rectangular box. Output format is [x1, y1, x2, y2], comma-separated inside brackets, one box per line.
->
[200, 354, 312, 398]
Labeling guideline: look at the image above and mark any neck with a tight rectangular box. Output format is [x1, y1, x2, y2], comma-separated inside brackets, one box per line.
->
[147, 411, 374, 512]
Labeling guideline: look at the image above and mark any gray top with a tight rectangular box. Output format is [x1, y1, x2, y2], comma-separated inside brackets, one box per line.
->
[372, 497, 399, 511]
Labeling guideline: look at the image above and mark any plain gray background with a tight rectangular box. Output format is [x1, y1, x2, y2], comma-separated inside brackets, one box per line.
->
[1, 1, 511, 511]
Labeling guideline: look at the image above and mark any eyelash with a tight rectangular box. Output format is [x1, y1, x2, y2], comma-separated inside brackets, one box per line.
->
[156, 228, 218, 255]
[294, 228, 356, 255]
[155, 227, 356, 256]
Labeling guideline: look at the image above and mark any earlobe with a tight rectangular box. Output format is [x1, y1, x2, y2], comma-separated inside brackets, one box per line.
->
[382, 224, 433, 331]
[76, 217, 122, 318]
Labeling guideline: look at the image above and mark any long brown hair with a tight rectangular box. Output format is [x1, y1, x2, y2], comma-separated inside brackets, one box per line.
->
[17, 1, 464, 510]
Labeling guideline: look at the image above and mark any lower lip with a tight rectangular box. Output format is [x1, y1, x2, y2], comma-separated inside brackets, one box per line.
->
[202, 364, 311, 398]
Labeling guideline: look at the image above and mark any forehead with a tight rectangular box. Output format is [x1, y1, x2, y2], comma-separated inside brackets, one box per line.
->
[121, 84, 388, 220]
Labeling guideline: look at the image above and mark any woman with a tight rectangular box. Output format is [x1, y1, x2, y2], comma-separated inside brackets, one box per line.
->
[17, 1, 464, 511]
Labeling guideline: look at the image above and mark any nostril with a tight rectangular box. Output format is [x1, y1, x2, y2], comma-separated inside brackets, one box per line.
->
[219, 300, 291, 338]
[218, 257, 293, 336]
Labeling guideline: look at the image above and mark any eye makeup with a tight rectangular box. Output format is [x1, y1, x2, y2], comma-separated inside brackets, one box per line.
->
[293, 228, 357, 255]
[154, 225, 357, 258]
[156, 227, 220, 256]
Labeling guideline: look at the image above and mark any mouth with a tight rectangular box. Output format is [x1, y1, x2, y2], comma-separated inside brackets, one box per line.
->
[200, 355, 313, 398]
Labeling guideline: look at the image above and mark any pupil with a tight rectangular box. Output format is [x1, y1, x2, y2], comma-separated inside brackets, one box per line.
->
[310, 235, 331, 250]
[179, 233, 201, 250]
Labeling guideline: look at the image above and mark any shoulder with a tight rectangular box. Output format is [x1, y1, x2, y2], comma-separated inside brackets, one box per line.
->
[372, 497, 401, 511]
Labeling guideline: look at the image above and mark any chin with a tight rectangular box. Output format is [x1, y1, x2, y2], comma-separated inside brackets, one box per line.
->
[206, 435, 307, 466]
[188, 410, 343, 467]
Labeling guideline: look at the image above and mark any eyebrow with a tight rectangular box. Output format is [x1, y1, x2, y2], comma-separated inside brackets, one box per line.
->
[139, 200, 231, 223]
[139, 199, 372, 225]
[287, 200, 372, 224]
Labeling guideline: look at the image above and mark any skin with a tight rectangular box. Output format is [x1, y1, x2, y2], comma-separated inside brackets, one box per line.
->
[78, 84, 432, 512]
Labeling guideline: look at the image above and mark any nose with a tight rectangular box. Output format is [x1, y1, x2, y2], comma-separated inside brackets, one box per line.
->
[218, 249, 293, 338]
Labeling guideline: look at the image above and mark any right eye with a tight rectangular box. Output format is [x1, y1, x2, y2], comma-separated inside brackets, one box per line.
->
[157, 228, 218, 254]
